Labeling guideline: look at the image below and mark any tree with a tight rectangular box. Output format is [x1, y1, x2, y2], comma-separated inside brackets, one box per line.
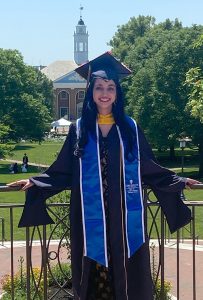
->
[185, 35, 203, 176]
[186, 67, 203, 122]
[109, 17, 203, 168]
[0, 49, 53, 141]
[0, 123, 13, 158]
[185, 35, 203, 123]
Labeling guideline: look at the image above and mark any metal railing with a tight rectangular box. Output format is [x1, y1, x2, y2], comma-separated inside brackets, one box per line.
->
[0, 184, 203, 300]
[0, 217, 5, 245]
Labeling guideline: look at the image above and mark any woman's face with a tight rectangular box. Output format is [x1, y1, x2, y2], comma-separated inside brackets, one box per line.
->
[93, 78, 117, 115]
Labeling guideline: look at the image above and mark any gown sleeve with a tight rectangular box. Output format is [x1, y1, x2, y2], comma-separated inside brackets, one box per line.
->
[18, 124, 76, 227]
[138, 125, 191, 233]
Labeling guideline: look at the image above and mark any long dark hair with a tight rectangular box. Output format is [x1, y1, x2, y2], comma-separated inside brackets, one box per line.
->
[76, 78, 137, 161]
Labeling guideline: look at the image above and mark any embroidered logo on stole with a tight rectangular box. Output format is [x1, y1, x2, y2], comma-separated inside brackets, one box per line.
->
[76, 117, 144, 267]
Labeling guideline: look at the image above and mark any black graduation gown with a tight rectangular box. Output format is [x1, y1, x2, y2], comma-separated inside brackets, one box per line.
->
[18, 123, 191, 300]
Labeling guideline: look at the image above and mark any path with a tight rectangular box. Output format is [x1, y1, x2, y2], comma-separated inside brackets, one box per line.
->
[1, 241, 203, 299]
[2, 159, 49, 168]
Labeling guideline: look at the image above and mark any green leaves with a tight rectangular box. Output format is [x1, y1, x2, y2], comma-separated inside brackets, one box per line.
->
[110, 17, 203, 173]
[185, 35, 203, 123]
[0, 48, 53, 142]
[110, 17, 203, 149]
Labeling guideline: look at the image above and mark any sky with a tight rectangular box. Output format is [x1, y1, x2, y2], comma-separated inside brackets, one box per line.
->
[1, 0, 203, 66]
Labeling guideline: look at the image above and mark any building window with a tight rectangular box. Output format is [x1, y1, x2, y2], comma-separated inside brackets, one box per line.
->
[58, 91, 69, 119]
[77, 102, 83, 118]
[79, 27, 83, 33]
[60, 91, 68, 99]
[79, 42, 83, 52]
[60, 107, 69, 119]
[77, 90, 85, 100]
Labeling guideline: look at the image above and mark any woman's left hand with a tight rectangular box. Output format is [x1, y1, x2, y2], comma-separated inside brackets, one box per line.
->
[185, 178, 202, 189]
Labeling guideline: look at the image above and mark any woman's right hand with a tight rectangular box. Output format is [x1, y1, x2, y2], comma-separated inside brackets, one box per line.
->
[7, 179, 34, 191]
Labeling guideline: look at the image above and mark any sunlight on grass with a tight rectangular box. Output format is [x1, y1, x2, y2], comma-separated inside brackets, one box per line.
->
[0, 143, 203, 240]
[7, 141, 63, 165]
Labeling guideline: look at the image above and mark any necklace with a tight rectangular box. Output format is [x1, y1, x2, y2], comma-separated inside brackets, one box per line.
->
[97, 113, 115, 125]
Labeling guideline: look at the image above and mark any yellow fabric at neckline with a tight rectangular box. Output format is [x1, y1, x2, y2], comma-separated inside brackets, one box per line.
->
[97, 113, 115, 125]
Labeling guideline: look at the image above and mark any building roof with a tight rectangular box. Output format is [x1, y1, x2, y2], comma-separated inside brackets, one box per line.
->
[41, 60, 78, 81]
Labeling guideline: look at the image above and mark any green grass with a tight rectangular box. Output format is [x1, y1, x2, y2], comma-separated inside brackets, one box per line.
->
[7, 141, 63, 165]
[0, 160, 42, 240]
[0, 143, 203, 240]
[0, 161, 40, 203]
[148, 203, 203, 240]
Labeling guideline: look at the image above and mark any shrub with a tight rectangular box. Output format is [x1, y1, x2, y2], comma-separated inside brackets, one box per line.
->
[1, 257, 43, 299]
[150, 243, 172, 300]
[0, 144, 14, 158]
[1, 257, 72, 299]
[49, 262, 72, 288]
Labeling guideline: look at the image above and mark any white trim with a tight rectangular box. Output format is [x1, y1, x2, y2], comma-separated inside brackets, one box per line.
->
[54, 83, 86, 89]
[118, 142, 129, 299]
[60, 90, 69, 99]
[57, 90, 70, 119]
[96, 122, 108, 267]
[116, 125, 131, 258]
[76, 119, 87, 256]
[131, 118, 145, 244]
[56, 89, 70, 98]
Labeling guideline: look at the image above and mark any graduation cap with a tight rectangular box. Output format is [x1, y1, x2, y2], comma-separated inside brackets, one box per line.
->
[75, 52, 132, 84]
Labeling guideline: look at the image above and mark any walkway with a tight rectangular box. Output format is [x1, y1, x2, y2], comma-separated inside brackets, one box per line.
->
[0, 241, 203, 299]
[2, 159, 49, 168]
[152, 241, 203, 300]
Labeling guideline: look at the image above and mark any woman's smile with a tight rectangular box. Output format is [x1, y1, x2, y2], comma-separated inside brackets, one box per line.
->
[98, 97, 111, 102]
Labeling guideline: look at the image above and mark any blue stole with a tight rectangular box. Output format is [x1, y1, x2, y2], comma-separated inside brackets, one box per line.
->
[76, 117, 144, 267]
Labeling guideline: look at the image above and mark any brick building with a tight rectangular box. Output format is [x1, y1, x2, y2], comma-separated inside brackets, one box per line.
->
[41, 10, 88, 121]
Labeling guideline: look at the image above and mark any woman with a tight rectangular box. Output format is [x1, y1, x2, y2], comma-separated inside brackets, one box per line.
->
[8, 52, 200, 300]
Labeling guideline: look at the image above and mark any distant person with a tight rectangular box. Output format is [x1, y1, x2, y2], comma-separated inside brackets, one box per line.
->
[21, 164, 27, 173]
[13, 163, 19, 174]
[9, 163, 18, 174]
[9, 164, 14, 173]
[22, 153, 28, 169]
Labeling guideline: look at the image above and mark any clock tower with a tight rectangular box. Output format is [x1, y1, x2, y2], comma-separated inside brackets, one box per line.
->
[74, 6, 89, 65]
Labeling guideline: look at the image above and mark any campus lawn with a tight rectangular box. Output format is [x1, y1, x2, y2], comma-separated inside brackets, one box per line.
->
[7, 140, 64, 165]
[0, 161, 41, 240]
[0, 142, 203, 240]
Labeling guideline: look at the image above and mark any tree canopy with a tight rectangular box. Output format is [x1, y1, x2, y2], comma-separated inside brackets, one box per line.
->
[185, 35, 203, 123]
[0, 49, 53, 142]
[109, 16, 203, 175]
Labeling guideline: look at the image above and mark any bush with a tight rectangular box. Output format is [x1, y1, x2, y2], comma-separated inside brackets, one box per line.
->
[1, 257, 72, 299]
[154, 279, 172, 300]
[0, 144, 14, 158]
[1, 257, 43, 299]
[1, 269, 43, 299]
[150, 243, 172, 300]
[49, 263, 72, 288]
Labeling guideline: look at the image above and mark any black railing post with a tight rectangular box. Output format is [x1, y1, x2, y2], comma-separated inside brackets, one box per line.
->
[0, 217, 5, 245]
[160, 209, 165, 299]
[26, 227, 31, 300]
[43, 225, 48, 300]
[177, 229, 180, 300]
[10, 207, 14, 300]
[192, 206, 196, 300]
